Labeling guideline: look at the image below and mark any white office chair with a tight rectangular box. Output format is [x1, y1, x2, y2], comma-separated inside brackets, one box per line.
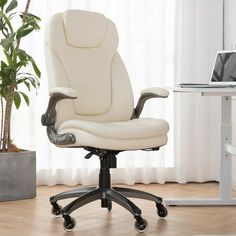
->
[42, 9, 169, 233]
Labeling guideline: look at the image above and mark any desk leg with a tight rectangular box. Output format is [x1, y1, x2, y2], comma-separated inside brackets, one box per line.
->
[165, 96, 236, 206]
[219, 96, 232, 200]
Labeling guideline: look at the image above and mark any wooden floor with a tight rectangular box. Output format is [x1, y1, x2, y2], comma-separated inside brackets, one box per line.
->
[1, 183, 236, 236]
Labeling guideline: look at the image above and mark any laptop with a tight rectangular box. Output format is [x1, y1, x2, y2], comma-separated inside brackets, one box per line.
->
[179, 50, 236, 88]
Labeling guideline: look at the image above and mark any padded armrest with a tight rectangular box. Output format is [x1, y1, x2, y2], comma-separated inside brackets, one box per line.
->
[41, 87, 77, 146]
[141, 87, 169, 98]
[41, 87, 78, 127]
[132, 87, 169, 119]
[49, 87, 78, 98]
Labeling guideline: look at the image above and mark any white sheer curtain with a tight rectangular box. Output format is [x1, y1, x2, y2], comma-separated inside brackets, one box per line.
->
[11, 0, 223, 186]
[173, 0, 223, 183]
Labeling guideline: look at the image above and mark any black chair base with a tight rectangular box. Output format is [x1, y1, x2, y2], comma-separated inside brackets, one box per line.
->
[49, 149, 168, 232]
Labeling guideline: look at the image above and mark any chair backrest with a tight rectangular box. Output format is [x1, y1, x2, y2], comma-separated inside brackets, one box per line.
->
[45, 9, 134, 128]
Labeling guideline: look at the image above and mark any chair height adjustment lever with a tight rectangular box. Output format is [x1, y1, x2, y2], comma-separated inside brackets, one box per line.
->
[84, 152, 93, 159]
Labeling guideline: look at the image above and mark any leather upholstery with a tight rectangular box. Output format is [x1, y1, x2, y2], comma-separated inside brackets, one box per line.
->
[141, 87, 169, 98]
[45, 9, 169, 150]
[57, 118, 169, 150]
[63, 10, 107, 48]
[45, 10, 134, 127]
[49, 87, 78, 98]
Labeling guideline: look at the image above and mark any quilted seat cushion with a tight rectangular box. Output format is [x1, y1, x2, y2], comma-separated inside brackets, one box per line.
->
[57, 118, 169, 150]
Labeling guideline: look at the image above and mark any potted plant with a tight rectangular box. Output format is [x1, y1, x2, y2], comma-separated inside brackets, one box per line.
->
[0, 0, 41, 201]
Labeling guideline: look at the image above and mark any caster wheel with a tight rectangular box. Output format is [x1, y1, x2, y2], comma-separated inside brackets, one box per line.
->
[107, 200, 112, 212]
[51, 204, 62, 217]
[63, 217, 76, 232]
[157, 204, 168, 218]
[134, 217, 148, 233]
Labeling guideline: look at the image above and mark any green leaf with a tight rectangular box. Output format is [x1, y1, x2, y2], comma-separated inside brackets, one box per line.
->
[16, 27, 35, 39]
[8, 11, 18, 20]
[17, 77, 30, 92]
[0, 10, 13, 33]
[13, 91, 21, 109]
[17, 72, 34, 77]
[16, 75, 39, 91]
[0, 88, 7, 99]
[26, 13, 41, 22]
[0, 61, 12, 77]
[28, 78, 38, 89]
[0, 0, 7, 9]
[28, 56, 41, 78]
[1, 60, 8, 69]
[6, 0, 17, 13]
[1, 38, 14, 51]
[17, 49, 27, 60]
[0, 18, 4, 30]
[23, 81, 30, 91]
[16, 60, 28, 68]
[20, 14, 41, 31]
[19, 92, 29, 106]
[17, 52, 41, 78]
[16, 50, 28, 71]
[3, 50, 12, 64]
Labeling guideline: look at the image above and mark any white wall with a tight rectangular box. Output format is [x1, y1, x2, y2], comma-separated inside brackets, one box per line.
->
[224, 0, 236, 189]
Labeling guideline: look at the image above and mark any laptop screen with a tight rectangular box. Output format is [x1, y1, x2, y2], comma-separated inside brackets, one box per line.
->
[211, 51, 236, 83]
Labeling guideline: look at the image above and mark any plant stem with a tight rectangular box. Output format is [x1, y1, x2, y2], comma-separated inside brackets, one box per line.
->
[2, 0, 32, 151]
[16, 0, 31, 50]
[2, 85, 14, 151]
[24, 0, 31, 16]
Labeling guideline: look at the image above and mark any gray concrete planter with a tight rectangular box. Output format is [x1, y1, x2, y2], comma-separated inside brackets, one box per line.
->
[0, 150, 36, 201]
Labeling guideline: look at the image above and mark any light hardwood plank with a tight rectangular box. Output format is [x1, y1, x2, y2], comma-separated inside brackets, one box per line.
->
[0, 183, 236, 236]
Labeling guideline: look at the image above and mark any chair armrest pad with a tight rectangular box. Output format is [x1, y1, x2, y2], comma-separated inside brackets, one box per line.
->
[131, 87, 169, 119]
[141, 87, 169, 98]
[42, 87, 78, 127]
[49, 87, 78, 98]
[41, 87, 77, 145]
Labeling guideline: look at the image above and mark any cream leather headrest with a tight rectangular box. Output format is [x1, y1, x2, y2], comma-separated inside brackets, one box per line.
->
[63, 9, 108, 48]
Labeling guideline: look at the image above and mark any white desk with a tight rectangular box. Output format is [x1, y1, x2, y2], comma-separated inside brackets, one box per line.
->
[165, 87, 236, 206]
